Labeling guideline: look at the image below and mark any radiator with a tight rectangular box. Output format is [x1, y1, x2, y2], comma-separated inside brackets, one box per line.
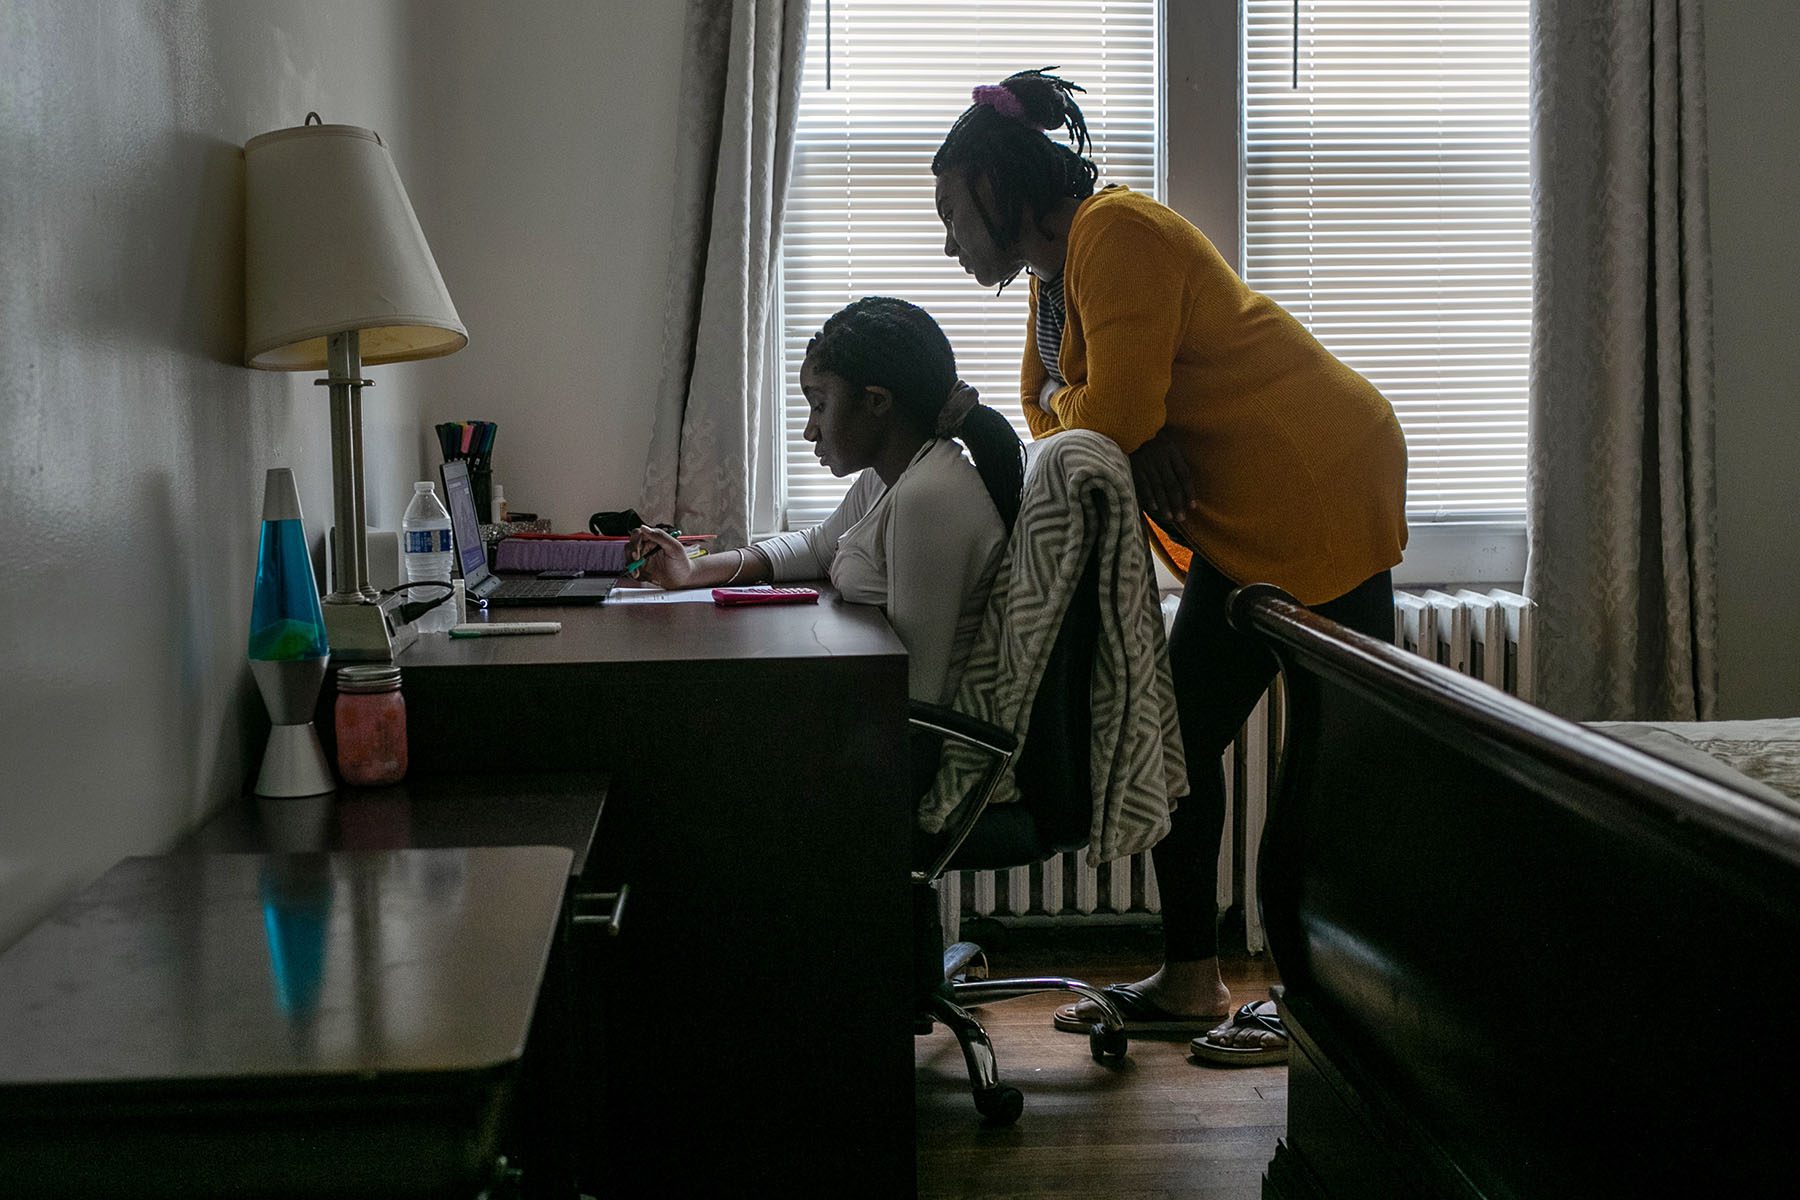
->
[939, 588, 1535, 953]
[1393, 588, 1537, 704]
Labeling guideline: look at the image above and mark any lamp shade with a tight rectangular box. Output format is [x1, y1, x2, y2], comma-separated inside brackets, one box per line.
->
[244, 122, 466, 370]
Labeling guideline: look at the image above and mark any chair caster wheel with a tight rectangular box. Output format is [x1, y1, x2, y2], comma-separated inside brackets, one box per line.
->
[1090, 1023, 1128, 1062]
[974, 1084, 1023, 1125]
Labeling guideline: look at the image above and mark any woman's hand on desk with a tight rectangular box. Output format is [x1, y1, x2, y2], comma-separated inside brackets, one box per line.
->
[626, 527, 772, 590]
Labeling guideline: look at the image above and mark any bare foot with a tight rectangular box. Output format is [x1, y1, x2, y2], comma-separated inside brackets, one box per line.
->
[1191, 998, 1289, 1064]
[1198, 1021, 1284, 1051]
[1053, 960, 1232, 1028]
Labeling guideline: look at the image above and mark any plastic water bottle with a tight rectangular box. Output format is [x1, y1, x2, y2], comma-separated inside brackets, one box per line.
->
[402, 482, 455, 632]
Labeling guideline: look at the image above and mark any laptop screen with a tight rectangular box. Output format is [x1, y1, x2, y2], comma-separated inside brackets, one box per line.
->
[439, 460, 490, 582]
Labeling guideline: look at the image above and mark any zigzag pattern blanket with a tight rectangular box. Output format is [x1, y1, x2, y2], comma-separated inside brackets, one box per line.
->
[920, 431, 1185, 865]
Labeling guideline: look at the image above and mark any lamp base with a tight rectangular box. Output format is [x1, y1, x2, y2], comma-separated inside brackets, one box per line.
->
[323, 595, 418, 663]
[256, 723, 335, 798]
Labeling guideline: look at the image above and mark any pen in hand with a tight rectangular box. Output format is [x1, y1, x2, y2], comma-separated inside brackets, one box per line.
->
[623, 542, 706, 577]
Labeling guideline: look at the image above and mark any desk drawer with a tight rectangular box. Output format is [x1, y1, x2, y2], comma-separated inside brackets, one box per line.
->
[565, 780, 915, 1196]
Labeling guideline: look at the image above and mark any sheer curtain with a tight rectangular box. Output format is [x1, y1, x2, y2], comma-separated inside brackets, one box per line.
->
[640, 0, 809, 547]
[1526, 0, 1717, 719]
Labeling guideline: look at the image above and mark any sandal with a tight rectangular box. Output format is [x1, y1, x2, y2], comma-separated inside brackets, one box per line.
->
[1189, 999, 1290, 1066]
[1051, 984, 1227, 1035]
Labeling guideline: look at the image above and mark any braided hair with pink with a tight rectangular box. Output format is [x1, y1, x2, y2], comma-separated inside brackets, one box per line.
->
[934, 68, 1098, 279]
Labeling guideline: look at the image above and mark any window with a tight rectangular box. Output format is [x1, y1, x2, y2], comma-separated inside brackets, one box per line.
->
[1243, 1, 1533, 523]
[777, 0, 1161, 527]
[774, 1, 1532, 557]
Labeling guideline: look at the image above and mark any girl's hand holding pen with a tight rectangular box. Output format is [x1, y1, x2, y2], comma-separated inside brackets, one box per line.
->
[625, 525, 704, 587]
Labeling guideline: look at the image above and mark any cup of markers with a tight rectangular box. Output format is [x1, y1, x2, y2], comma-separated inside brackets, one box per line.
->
[436, 421, 498, 521]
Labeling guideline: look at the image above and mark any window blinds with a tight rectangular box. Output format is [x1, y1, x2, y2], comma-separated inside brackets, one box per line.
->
[779, 0, 1160, 527]
[1244, 1, 1532, 520]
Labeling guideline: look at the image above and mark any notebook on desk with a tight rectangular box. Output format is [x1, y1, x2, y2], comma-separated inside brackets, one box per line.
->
[442, 460, 615, 606]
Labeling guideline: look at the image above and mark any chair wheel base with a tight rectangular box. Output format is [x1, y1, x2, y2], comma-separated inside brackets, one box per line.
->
[974, 1084, 1023, 1125]
[943, 941, 988, 982]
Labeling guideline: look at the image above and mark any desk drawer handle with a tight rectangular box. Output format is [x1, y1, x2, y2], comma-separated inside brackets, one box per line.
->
[573, 884, 629, 935]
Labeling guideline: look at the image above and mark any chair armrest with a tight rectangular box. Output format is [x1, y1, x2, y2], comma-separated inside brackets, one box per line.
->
[908, 700, 1017, 758]
[909, 702, 1018, 883]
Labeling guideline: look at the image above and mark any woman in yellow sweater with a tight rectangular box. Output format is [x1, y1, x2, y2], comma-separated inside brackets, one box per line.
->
[932, 70, 1409, 1065]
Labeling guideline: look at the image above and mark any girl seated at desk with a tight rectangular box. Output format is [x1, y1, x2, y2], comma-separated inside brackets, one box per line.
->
[627, 296, 1024, 706]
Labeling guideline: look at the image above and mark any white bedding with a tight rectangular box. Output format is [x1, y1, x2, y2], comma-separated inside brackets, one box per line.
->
[1591, 719, 1800, 808]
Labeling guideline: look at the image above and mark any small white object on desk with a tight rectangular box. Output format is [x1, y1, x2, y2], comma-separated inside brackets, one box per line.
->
[449, 621, 561, 637]
[605, 585, 725, 605]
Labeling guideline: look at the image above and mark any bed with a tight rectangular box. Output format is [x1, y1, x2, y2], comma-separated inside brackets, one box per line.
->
[1592, 718, 1800, 807]
[1232, 585, 1800, 1198]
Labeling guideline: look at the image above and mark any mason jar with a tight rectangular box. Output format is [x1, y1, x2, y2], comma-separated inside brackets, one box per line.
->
[334, 664, 408, 787]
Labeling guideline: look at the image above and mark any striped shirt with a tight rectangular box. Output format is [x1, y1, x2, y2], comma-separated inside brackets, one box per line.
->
[1034, 270, 1067, 387]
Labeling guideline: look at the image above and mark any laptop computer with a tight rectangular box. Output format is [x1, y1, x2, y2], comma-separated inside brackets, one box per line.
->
[441, 459, 615, 606]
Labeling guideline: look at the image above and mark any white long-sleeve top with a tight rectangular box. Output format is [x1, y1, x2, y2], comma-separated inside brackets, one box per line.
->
[757, 439, 1007, 704]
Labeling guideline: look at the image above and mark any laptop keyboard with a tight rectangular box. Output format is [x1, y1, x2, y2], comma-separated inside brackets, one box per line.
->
[489, 578, 568, 600]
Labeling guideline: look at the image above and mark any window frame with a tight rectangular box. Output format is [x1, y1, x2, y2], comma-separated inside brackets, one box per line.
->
[762, 0, 1527, 585]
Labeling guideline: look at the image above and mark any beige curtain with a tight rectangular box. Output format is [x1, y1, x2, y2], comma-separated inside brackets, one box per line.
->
[640, 0, 808, 547]
[1525, 0, 1717, 720]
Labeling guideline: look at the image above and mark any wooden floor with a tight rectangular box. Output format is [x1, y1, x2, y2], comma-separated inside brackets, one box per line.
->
[916, 927, 1285, 1200]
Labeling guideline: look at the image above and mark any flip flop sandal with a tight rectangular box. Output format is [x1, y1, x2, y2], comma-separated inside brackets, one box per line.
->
[1189, 1000, 1290, 1067]
[1051, 984, 1227, 1035]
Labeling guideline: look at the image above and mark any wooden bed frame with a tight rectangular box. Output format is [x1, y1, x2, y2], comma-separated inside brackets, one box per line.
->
[1232, 585, 1800, 1198]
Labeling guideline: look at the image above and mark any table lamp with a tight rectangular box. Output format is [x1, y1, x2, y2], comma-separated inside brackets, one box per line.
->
[244, 113, 467, 660]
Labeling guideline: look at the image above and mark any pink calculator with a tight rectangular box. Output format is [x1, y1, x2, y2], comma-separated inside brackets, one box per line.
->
[711, 586, 821, 607]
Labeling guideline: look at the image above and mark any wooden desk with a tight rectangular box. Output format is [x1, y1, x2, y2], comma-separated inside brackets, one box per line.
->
[0, 847, 571, 1199]
[184, 773, 607, 875]
[393, 590, 916, 1195]
[181, 775, 608, 1200]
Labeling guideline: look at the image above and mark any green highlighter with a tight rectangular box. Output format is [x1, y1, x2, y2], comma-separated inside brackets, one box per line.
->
[623, 544, 707, 576]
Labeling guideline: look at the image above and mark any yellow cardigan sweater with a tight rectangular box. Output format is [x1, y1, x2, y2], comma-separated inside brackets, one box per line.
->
[1023, 187, 1409, 605]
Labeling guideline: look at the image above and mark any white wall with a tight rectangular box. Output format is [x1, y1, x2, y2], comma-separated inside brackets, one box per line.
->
[1706, 0, 1800, 717]
[406, 0, 688, 533]
[0, 0, 426, 949]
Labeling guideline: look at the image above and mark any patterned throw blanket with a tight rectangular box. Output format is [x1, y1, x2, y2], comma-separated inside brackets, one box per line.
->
[1592, 719, 1800, 812]
[919, 431, 1185, 865]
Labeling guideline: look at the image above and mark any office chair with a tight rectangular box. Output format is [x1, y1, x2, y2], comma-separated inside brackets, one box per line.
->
[909, 544, 1129, 1126]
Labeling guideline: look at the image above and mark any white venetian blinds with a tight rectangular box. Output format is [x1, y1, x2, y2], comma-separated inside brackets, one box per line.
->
[1244, 1, 1533, 520]
[779, 0, 1160, 527]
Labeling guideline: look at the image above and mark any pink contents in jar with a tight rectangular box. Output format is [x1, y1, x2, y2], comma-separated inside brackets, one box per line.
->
[334, 664, 408, 786]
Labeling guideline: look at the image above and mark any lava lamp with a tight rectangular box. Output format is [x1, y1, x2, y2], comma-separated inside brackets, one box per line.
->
[249, 468, 333, 797]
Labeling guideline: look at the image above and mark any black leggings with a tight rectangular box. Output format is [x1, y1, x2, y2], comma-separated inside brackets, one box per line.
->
[1154, 561, 1395, 961]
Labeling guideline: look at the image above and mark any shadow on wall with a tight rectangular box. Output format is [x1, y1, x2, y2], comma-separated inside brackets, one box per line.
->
[162, 132, 268, 810]
[143, 467, 265, 825]
[173, 130, 249, 368]
[52, 127, 246, 367]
